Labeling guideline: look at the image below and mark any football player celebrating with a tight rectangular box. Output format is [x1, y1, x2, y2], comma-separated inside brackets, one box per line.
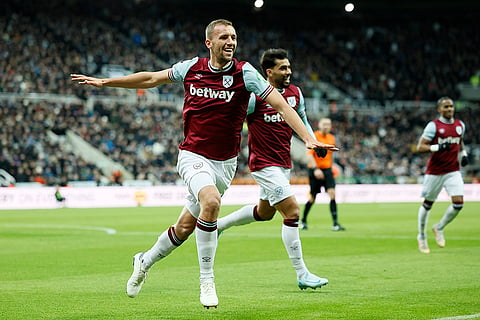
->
[218, 48, 335, 290]
[72, 21, 335, 308]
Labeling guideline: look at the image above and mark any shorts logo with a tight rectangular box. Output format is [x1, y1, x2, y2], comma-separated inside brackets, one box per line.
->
[274, 186, 284, 196]
[456, 126, 463, 135]
[223, 76, 233, 88]
[193, 162, 203, 169]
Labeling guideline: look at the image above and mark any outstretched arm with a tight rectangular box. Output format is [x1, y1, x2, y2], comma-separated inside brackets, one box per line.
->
[71, 69, 173, 89]
[265, 89, 338, 151]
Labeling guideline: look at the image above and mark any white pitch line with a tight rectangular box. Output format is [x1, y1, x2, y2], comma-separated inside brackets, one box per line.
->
[433, 313, 480, 320]
[3, 223, 117, 235]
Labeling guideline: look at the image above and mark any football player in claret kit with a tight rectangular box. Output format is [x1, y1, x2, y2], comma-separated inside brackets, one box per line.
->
[415, 96, 469, 254]
[218, 48, 336, 290]
[72, 19, 335, 308]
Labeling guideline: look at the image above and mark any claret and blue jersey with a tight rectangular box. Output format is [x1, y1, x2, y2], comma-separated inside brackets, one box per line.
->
[168, 57, 273, 161]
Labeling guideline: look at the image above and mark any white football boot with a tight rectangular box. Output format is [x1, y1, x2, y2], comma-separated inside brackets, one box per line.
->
[298, 272, 329, 290]
[432, 225, 446, 247]
[126, 252, 148, 297]
[200, 279, 218, 308]
[417, 235, 430, 254]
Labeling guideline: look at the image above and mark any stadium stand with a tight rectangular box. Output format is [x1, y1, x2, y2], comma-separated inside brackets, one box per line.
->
[1, 0, 479, 186]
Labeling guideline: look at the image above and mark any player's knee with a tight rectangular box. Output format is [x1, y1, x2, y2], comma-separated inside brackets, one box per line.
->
[286, 213, 299, 220]
[173, 224, 194, 240]
[328, 189, 336, 198]
[201, 195, 221, 214]
[258, 207, 275, 220]
[257, 212, 275, 221]
[253, 205, 273, 221]
[284, 207, 300, 220]
[274, 197, 299, 220]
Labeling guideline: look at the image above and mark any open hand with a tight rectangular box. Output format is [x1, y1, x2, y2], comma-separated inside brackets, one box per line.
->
[70, 74, 104, 87]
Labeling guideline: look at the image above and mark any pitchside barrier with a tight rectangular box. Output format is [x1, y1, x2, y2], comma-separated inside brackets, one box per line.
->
[0, 184, 479, 210]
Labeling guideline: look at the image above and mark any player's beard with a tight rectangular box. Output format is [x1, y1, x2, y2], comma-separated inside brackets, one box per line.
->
[273, 76, 290, 89]
[211, 45, 235, 68]
[220, 46, 235, 63]
[280, 77, 290, 89]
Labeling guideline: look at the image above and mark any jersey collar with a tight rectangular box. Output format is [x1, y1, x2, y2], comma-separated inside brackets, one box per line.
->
[208, 60, 234, 73]
[439, 116, 454, 124]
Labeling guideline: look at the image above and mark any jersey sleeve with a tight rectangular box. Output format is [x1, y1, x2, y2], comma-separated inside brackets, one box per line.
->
[246, 93, 257, 115]
[168, 57, 199, 82]
[241, 62, 274, 99]
[421, 121, 437, 141]
[296, 87, 315, 137]
[460, 120, 466, 137]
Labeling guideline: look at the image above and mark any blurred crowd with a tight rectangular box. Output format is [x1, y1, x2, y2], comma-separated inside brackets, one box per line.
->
[2, 97, 477, 186]
[0, 99, 183, 186]
[1, 0, 479, 186]
[2, 1, 479, 100]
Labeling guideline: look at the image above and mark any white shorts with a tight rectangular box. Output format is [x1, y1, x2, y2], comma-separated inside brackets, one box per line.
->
[177, 150, 237, 218]
[251, 166, 294, 206]
[421, 171, 464, 201]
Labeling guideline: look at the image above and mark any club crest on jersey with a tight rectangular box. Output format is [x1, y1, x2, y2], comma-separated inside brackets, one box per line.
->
[287, 96, 296, 107]
[223, 76, 233, 88]
[456, 126, 463, 135]
[439, 128, 445, 134]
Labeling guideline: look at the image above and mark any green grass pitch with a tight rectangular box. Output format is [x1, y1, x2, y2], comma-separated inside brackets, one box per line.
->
[1, 202, 479, 320]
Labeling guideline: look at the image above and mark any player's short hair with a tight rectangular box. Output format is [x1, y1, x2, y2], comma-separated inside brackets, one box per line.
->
[260, 48, 289, 75]
[437, 96, 453, 107]
[205, 19, 233, 40]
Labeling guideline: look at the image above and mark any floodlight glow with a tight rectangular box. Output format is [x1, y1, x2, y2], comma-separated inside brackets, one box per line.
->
[345, 3, 355, 12]
[254, 0, 264, 8]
